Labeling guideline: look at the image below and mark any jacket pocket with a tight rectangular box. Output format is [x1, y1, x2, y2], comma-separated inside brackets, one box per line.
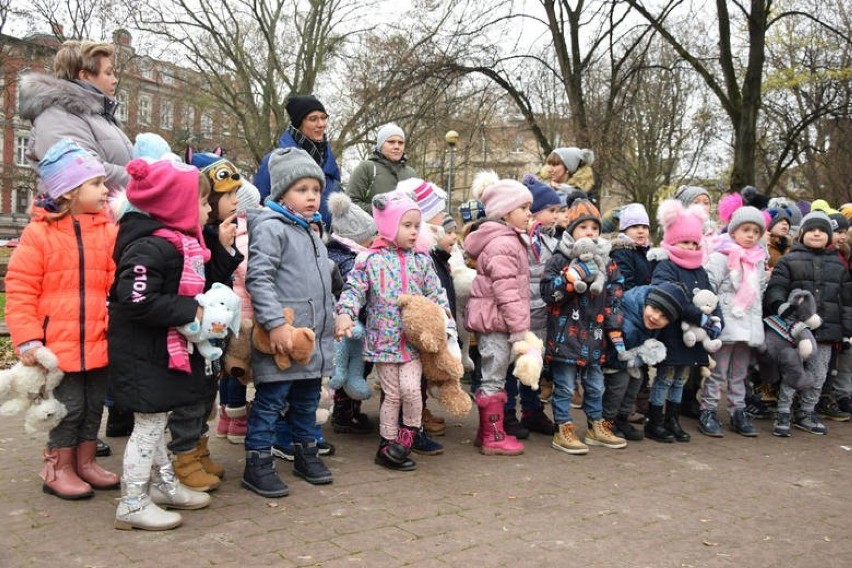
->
[285, 299, 316, 329]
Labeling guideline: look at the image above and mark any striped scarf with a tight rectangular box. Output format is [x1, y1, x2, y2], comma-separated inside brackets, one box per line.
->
[288, 124, 327, 166]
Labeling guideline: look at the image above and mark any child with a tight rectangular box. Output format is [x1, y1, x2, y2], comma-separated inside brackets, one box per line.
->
[541, 199, 626, 455]
[5, 139, 119, 500]
[242, 148, 335, 497]
[765, 206, 794, 269]
[610, 203, 653, 290]
[700, 206, 767, 437]
[336, 190, 451, 470]
[765, 212, 852, 436]
[650, 199, 723, 443]
[109, 157, 213, 530]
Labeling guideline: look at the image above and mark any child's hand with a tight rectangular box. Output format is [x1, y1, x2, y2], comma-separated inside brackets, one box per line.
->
[268, 324, 294, 354]
[335, 314, 354, 339]
[218, 213, 238, 249]
[19, 349, 41, 367]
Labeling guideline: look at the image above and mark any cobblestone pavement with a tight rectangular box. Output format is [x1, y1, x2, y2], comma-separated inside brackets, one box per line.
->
[0, 397, 849, 567]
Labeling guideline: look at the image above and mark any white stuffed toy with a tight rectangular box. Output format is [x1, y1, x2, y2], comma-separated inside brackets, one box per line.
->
[0, 347, 68, 434]
[179, 282, 242, 361]
[315, 377, 333, 425]
[511, 332, 544, 391]
[618, 338, 667, 379]
[682, 288, 722, 353]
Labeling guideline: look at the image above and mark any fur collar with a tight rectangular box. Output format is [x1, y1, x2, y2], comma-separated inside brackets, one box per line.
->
[19, 73, 105, 122]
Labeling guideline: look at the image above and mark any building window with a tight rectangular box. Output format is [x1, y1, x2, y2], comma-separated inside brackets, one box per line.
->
[162, 71, 173, 86]
[200, 112, 213, 138]
[182, 105, 195, 130]
[511, 134, 525, 154]
[15, 135, 29, 166]
[116, 90, 129, 122]
[160, 100, 173, 130]
[138, 94, 152, 125]
[15, 188, 31, 214]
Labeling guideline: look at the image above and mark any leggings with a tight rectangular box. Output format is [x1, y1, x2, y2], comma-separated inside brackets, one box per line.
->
[122, 413, 170, 486]
[377, 360, 423, 440]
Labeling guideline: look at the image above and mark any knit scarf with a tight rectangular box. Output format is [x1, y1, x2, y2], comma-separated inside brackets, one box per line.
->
[528, 222, 546, 262]
[662, 241, 704, 269]
[266, 200, 322, 229]
[153, 228, 209, 373]
[287, 124, 327, 167]
[713, 233, 766, 316]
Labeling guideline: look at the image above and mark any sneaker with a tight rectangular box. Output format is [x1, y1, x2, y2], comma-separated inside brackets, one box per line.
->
[317, 439, 336, 456]
[816, 397, 851, 422]
[793, 411, 828, 435]
[412, 428, 444, 455]
[551, 422, 589, 455]
[744, 395, 773, 420]
[584, 419, 627, 449]
[697, 409, 724, 438]
[520, 409, 556, 435]
[271, 444, 294, 461]
[773, 412, 792, 437]
[502, 413, 530, 439]
[730, 408, 758, 437]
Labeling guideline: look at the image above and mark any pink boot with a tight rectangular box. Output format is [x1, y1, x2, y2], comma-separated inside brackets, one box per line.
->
[226, 405, 248, 444]
[215, 405, 231, 438]
[475, 391, 524, 456]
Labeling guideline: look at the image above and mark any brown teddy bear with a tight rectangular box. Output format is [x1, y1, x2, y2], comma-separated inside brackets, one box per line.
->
[252, 308, 316, 370]
[223, 319, 254, 384]
[398, 294, 472, 417]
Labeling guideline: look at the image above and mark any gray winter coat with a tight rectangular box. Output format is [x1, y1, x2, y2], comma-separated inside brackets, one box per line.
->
[246, 207, 335, 383]
[19, 73, 133, 193]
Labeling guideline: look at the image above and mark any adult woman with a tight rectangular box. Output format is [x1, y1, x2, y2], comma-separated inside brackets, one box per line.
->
[347, 123, 417, 213]
[545, 147, 598, 204]
[20, 40, 133, 194]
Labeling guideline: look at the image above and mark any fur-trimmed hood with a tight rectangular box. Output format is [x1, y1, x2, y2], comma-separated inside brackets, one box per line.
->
[20, 73, 112, 123]
[610, 233, 650, 252]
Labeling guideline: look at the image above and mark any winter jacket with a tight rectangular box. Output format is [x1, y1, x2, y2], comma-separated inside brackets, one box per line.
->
[5, 208, 116, 373]
[540, 243, 624, 366]
[19, 73, 132, 193]
[764, 242, 852, 342]
[108, 213, 206, 413]
[652, 259, 724, 367]
[253, 130, 342, 228]
[610, 235, 652, 290]
[232, 216, 253, 319]
[767, 234, 791, 269]
[431, 248, 457, 319]
[528, 224, 558, 331]
[603, 285, 670, 370]
[246, 207, 335, 382]
[202, 222, 245, 290]
[705, 248, 766, 347]
[336, 245, 450, 363]
[347, 152, 417, 213]
[463, 221, 531, 336]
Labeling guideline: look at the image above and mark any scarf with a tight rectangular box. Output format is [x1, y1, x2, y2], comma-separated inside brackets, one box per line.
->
[153, 228, 210, 373]
[662, 241, 704, 269]
[266, 200, 322, 229]
[287, 124, 327, 167]
[71, 79, 119, 123]
[713, 233, 766, 316]
[528, 222, 546, 262]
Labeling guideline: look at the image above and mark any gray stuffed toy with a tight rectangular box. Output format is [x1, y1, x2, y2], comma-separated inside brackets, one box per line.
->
[758, 289, 821, 390]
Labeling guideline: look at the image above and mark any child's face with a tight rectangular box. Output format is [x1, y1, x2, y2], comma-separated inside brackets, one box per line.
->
[770, 219, 790, 237]
[556, 207, 569, 228]
[503, 203, 532, 230]
[70, 176, 108, 214]
[731, 222, 762, 249]
[396, 209, 421, 250]
[281, 178, 322, 218]
[571, 219, 600, 240]
[198, 191, 213, 227]
[437, 227, 456, 253]
[833, 230, 847, 248]
[675, 240, 700, 251]
[802, 229, 829, 249]
[643, 305, 670, 330]
[534, 206, 559, 229]
[624, 224, 649, 246]
[216, 189, 239, 222]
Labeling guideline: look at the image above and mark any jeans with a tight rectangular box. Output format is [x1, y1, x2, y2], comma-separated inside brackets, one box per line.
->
[245, 379, 321, 451]
[551, 361, 604, 423]
[219, 375, 247, 408]
[650, 365, 688, 406]
[48, 368, 109, 448]
[274, 416, 327, 450]
[167, 372, 217, 454]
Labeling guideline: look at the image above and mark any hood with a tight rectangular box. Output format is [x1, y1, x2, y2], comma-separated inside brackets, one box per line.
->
[370, 150, 408, 168]
[247, 205, 302, 232]
[463, 220, 522, 259]
[20, 73, 105, 122]
[113, 212, 165, 263]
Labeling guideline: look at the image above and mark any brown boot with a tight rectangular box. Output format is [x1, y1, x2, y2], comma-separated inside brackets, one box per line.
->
[422, 408, 446, 436]
[76, 440, 120, 489]
[40, 447, 93, 500]
[196, 436, 224, 479]
[173, 450, 221, 492]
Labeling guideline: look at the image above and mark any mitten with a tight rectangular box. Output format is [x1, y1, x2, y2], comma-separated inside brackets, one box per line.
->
[704, 316, 722, 340]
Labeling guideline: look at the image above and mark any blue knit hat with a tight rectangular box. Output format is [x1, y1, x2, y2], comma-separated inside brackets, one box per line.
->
[37, 138, 106, 199]
[188, 150, 241, 193]
[522, 173, 561, 214]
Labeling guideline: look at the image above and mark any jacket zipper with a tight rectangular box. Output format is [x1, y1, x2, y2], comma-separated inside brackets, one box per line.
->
[73, 218, 87, 370]
[308, 230, 329, 371]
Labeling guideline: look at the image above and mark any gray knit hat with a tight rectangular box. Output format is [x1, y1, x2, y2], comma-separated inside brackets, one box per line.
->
[799, 211, 832, 238]
[328, 192, 377, 243]
[674, 185, 710, 209]
[267, 147, 325, 204]
[728, 205, 765, 234]
[375, 123, 405, 152]
[237, 181, 261, 214]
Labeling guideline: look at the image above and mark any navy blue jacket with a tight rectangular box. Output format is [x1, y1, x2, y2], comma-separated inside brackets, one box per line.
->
[610, 237, 652, 290]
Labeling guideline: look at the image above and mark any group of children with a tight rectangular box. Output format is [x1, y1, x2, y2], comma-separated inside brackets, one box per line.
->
[5, 135, 850, 532]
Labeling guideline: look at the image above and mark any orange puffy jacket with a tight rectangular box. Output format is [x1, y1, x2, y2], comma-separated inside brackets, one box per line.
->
[5, 207, 117, 373]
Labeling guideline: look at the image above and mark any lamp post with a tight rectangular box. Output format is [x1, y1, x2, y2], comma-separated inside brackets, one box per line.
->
[445, 130, 459, 215]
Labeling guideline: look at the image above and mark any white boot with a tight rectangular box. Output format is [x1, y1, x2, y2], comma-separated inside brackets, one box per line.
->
[115, 481, 182, 531]
[150, 463, 211, 510]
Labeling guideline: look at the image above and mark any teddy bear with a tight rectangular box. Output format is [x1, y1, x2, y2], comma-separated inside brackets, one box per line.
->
[329, 320, 372, 400]
[179, 282, 242, 361]
[397, 294, 472, 417]
[252, 307, 316, 370]
[510, 332, 544, 390]
[449, 258, 476, 373]
[618, 338, 667, 379]
[0, 347, 68, 434]
[223, 318, 254, 384]
[681, 288, 722, 353]
[759, 289, 821, 390]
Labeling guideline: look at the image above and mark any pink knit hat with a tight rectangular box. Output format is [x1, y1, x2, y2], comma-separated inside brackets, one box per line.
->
[372, 190, 420, 241]
[126, 158, 203, 239]
[657, 199, 706, 246]
[479, 179, 532, 220]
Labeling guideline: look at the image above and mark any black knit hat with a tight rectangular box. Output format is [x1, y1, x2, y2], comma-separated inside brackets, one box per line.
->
[829, 212, 849, 233]
[286, 95, 327, 129]
[645, 283, 686, 322]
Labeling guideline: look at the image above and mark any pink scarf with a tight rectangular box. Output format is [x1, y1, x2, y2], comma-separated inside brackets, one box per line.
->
[662, 241, 704, 269]
[713, 233, 766, 315]
[153, 228, 210, 373]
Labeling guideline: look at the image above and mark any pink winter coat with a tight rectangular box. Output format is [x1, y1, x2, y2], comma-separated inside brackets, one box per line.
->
[463, 221, 531, 335]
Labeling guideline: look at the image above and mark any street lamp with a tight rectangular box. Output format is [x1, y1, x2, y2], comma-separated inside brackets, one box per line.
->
[445, 130, 459, 215]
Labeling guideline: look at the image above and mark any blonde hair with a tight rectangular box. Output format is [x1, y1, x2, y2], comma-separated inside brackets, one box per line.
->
[53, 40, 115, 81]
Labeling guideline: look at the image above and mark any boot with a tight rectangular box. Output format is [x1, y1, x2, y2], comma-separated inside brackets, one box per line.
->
[614, 414, 644, 441]
[331, 398, 371, 434]
[697, 409, 724, 437]
[115, 481, 182, 531]
[375, 438, 417, 470]
[644, 404, 675, 443]
[816, 395, 851, 422]
[196, 436, 225, 479]
[730, 408, 758, 437]
[293, 441, 333, 485]
[422, 408, 447, 436]
[475, 391, 524, 456]
[149, 462, 211, 510]
[40, 447, 93, 500]
[584, 419, 627, 449]
[502, 412, 530, 439]
[106, 405, 134, 437]
[214, 405, 231, 438]
[664, 402, 691, 442]
[75, 440, 120, 489]
[173, 450, 221, 492]
[551, 422, 589, 455]
[353, 400, 373, 429]
[241, 450, 289, 497]
[521, 409, 557, 435]
[225, 405, 248, 444]
[412, 427, 444, 455]
[96, 438, 112, 457]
